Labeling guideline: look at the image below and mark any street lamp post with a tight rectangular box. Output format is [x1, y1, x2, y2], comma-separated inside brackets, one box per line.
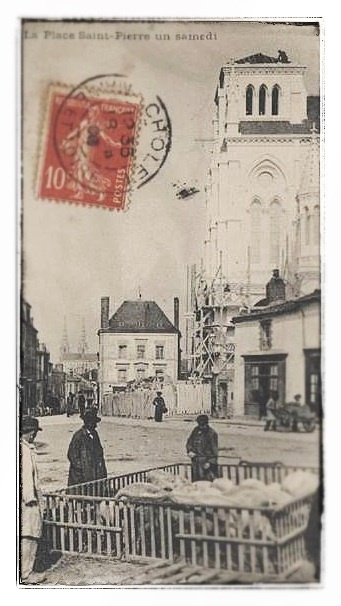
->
[96, 351, 100, 414]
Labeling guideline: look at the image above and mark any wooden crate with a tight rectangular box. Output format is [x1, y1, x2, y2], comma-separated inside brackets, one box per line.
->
[43, 461, 318, 581]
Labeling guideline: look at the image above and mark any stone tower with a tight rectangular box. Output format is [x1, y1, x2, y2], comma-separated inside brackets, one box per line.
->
[203, 52, 320, 305]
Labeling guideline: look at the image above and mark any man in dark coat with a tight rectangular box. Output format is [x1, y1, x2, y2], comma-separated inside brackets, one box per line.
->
[67, 408, 107, 487]
[186, 414, 218, 482]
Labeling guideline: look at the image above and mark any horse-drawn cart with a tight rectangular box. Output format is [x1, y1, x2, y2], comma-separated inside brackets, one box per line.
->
[273, 405, 316, 433]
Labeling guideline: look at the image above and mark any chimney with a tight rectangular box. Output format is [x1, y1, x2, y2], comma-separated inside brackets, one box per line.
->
[266, 270, 286, 305]
[174, 297, 179, 329]
[101, 297, 110, 329]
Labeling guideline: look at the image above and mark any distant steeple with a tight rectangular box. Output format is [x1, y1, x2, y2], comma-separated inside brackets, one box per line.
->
[78, 317, 88, 355]
[60, 316, 70, 359]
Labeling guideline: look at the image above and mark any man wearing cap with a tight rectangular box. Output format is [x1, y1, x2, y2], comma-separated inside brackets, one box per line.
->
[67, 407, 107, 486]
[20, 416, 45, 583]
[186, 415, 219, 482]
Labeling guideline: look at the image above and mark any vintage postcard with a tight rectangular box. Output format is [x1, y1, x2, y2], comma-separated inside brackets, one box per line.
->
[19, 18, 322, 587]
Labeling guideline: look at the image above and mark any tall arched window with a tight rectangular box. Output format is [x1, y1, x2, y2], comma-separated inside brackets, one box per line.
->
[259, 85, 267, 116]
[272, 85, 280, 115]
[269, 200, 281, 266]
[304, 207, 310, 245]
[251, 200, 262, 263]
[246, 85, 254, 115]
[313, 205, 320, 245]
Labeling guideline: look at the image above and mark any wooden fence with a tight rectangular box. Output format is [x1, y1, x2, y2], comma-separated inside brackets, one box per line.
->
[101, 382, 211, 419]
[43, 462, 318, 579]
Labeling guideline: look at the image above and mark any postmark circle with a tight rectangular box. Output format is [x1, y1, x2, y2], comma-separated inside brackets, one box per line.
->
[49, 74, 171, 208]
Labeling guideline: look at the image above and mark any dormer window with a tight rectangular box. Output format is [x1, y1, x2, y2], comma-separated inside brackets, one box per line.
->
[259, 84, 267, 116]
[272, 85, 280, 115]
[246, 85, 254, 115]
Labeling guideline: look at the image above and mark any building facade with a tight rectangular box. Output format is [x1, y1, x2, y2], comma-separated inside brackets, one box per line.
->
[20, 299, 39, 414]
[36, 342, 52, 410]
[60, 317, 98, 385]
[98, 298, 180, 397]
[186, 51, 320, 416]
[20, 298, 57, 415]
[203, 51, 320, 300]
[233, 285, 321, 418]
[50, 363, 66, 413]
[60, 352, 98, 377]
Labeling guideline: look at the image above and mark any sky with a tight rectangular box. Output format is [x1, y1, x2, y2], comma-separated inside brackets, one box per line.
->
[22, 19, 320, 361]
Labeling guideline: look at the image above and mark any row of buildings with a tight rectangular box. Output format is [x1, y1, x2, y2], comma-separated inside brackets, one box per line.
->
[95, 275, 320, 420]
[20, 51, 321, 420]
[95, 51, 321, 420]
[20, 299, 64, 414]
[20, 299, 98, 414]
[21, 275, 321, 420]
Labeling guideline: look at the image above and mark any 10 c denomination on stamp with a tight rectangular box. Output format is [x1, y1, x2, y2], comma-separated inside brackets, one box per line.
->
[38, 79, 141, 210]
[38, 75, 172, 211]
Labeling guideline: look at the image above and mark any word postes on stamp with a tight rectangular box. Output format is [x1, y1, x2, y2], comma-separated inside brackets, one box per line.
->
[38, 75, 172, 211]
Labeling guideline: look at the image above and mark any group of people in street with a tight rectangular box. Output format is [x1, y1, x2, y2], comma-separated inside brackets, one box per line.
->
[20, 405, 218, 582]
[66, 390, 96, 418]
[262, 392, 305, 432]
[20, 407, 108, 583]
[20, 397, 319, 583]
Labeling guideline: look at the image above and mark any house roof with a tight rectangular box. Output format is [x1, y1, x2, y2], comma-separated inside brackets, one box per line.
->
[236, 53, 287, 64]
[232, 290, 321, 324]
[101, 300, 179, 334]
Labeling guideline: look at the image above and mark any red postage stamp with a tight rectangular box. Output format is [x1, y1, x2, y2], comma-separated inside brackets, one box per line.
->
[38, 84, 141, 210]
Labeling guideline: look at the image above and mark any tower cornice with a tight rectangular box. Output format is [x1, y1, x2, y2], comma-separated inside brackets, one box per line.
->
[221, 64, 306, 78]
[221, 135, 317, 146]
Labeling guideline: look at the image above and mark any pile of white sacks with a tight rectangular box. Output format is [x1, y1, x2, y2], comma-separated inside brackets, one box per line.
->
[98, 470, 318, 541]
[113, 469, 319, 508]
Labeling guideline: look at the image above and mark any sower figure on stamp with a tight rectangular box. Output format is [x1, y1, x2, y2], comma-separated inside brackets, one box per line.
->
[60, 104, 121, 201]
[153, 391, 167, 422]
[186, 415, 219, 482]
[20, 416, 46, 584]
[67, 407, 107, 487]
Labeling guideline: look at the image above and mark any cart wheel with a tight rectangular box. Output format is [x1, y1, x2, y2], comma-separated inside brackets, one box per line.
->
[302, 419, 316, 432]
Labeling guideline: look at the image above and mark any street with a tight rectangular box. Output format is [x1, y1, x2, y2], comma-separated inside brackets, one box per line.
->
[35, 414, 321, 492]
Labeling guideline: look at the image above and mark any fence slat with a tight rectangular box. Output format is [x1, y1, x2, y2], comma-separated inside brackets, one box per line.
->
[115, 504, 121, 558]
[202, 508, 209, 568]
[166, 506, 173, 561]
[149, 505, 156, 558]
[189, 509, 196, 566]
[159, 506, 166, 560]
[130, 505, 136, 557]
[139, 506, 146, 557]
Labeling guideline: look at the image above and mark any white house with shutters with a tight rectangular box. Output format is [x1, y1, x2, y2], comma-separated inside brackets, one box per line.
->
[98, 298, 180, 396]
